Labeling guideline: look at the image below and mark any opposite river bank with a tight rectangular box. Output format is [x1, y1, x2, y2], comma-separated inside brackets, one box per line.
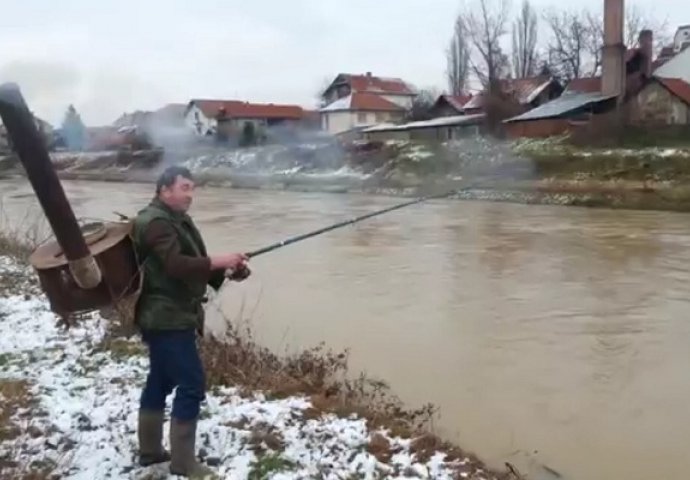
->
[2, 136, 690, 213]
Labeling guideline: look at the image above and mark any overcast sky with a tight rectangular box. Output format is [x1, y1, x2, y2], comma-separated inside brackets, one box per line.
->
[1, 0, 688, 126]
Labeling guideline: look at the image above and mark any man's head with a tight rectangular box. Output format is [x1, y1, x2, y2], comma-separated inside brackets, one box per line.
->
[155, 166, 195, 212]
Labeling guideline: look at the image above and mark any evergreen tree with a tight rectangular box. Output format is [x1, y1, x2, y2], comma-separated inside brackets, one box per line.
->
[60, 105, 87, 151]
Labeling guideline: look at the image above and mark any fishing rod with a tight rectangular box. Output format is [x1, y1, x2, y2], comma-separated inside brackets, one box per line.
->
[244, 185, 478, 259]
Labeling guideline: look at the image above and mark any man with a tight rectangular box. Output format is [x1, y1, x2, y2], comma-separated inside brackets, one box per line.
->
[132, 166, 250, 478]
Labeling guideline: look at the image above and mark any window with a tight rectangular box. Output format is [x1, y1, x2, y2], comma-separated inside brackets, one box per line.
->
[357, 112, 367, 123]
[375, 112, 386, 122]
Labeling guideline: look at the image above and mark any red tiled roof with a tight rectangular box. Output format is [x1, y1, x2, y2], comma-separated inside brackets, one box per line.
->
[337, 74, 415, 95]
[566, 77, 602, 94]
[350, 93, 403, 111]
[321, 93, 404, 112]
[460, 76, 557, 111]
[656, 77, 690, 105]
[191, 100, 304, 120]
[500, 76, 554, 103]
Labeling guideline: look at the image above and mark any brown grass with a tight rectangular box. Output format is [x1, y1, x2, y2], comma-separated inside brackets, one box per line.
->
[197, 316, 510, 479]
[0, 225, 34, 264]
[0, 379, 35, 442]
[199, 316, 438, 432]
[0, 201, 50, 263]
[0, 379, 61, 480]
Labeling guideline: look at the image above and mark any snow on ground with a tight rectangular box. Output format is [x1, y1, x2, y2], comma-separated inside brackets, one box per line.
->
[0, 257, 495, 480]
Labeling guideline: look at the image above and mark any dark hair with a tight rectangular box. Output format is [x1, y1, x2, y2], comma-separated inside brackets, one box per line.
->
[155, 166, 194, 194]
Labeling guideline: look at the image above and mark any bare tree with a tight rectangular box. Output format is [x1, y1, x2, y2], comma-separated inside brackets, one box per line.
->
[315, 76, 334, 108]
[405, 88, 441, 121]
[462, 0, 513, 92]
[511, 0, 538, 78]
[584, 4, 672, 75]
[446, 16, 471, 95]
[544, 9, 593, 81]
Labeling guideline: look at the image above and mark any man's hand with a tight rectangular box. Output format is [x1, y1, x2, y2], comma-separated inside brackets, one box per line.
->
[210, 253, 248, 270]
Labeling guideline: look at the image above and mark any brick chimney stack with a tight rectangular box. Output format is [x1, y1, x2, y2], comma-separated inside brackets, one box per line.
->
[639, 29, 654, 78]
[601, 0, 626, 101]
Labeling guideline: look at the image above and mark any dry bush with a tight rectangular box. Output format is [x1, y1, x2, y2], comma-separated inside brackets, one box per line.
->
[198, 314, 507, 478]
[483, 91, 524, 138]
[0, 203, 47, 262]
[200, 313, 436, 435]
[568, 108, 628, 148]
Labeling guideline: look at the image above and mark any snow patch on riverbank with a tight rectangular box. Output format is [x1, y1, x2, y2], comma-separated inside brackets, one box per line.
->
[0, 257, 495, 480]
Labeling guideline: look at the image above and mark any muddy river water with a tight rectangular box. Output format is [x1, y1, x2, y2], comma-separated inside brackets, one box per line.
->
[2, 178, 690, 480]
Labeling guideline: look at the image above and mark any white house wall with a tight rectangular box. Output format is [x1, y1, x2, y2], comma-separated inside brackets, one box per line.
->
[322, 111, 355, 134]
[184, 105, 216, 136]
[655, 48, 690, 83]
[323, 111, 391, 134]
[674, 27, 690, 53]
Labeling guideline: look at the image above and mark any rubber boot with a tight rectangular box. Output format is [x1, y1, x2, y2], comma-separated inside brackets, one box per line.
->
[170, 417, 219, 479]
[138, 409, 171, 466]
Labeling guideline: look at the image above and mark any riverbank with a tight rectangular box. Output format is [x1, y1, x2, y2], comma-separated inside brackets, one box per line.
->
[3, 138, 690, 213]
[0, 235, 512, 479]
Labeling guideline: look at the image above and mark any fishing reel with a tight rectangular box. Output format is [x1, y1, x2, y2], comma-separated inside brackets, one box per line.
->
[225, 263, 251, 282]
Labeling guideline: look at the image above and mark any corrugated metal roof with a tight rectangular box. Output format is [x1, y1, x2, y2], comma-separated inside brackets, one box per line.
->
[362, 114, 485, 132]
[503, 92, 616, 123]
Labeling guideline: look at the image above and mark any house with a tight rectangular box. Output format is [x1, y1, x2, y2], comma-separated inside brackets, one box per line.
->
[503, 1, 659, 138]
[185, 99, 305, 138]
[504, 20, 690, 137]
[653, 26, 690, 69]
[458, 76, 563, 116]
[628, 45, 690, 125]
[654, 43, 690, 84]
[319, 93, 407, 135]
[674, 25, 690, 54]
[629, 77, 690, 125]
[85, 126, 127, 151]
[321, 72, 417, 109]
[429, 94, 474, 117]
[114, 104, 187, 131]
[113, 110, 151, 130]
[114, 103, 190, 148]
[319, 72, 417, 135]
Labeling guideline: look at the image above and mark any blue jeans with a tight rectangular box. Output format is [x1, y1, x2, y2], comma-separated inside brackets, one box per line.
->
[139, 329, 205, 421]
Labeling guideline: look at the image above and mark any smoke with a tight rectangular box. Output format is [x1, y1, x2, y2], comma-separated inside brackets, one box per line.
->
[0, 61, 81, 125]
[0, 60, 173, 127]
